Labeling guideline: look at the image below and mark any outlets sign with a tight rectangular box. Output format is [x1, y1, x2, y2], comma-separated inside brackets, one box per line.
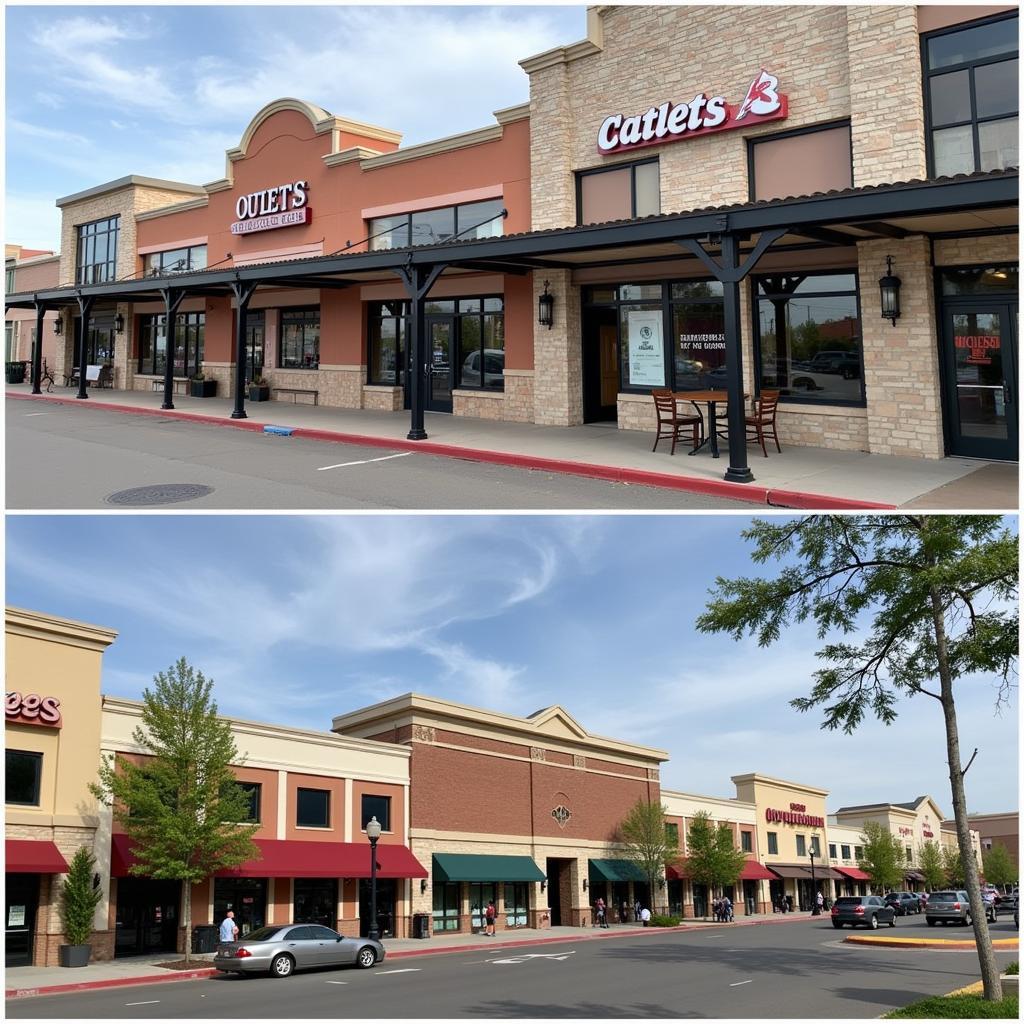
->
[231, 180, 311, 235]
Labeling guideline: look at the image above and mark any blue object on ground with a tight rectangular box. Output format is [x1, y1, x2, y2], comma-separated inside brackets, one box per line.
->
[264, 425, 295, 436]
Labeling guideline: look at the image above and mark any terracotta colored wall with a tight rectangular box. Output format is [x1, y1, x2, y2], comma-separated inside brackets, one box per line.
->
[269, 877, 291, 925]
[350, 780, 407, 844]
[230, 765, 279, 841]
[284, 772, 347, 841]
[433, 728, 529, 758]
[916, 4, 1015, 32]
[504, 273, 535, 371]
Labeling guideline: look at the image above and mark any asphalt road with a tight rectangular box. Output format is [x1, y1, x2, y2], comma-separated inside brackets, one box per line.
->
[8, 917, 1018, 1019]
[5, 402, 756, 510]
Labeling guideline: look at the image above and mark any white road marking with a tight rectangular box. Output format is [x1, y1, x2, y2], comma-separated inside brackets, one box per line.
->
[489, 951, 576, 964]
[125, 1000, 161, 1005]
[316, 452, 413, 471]
[325, 980, 348, 985]
[24, 413, 48, 417]
[376, 968, 421, 974]
[729, 980, 753, 987]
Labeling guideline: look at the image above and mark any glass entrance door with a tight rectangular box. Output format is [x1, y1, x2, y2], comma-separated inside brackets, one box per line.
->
[358, 878, 395, 938]
[245, 312, 265, 383]
[426, 316, 454, 413]
[5, 873, 38, 967]
[942, 303, 1018, 460]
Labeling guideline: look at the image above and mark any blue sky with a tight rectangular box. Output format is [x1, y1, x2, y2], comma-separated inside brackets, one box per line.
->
[5, 4, 588, 251]
[6, 514, 1018, 816]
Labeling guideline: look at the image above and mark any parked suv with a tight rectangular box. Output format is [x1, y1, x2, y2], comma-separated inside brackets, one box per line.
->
[884, 892, 921, 916]
[925, 890, 975, 926]
[830, 895, 897, 930]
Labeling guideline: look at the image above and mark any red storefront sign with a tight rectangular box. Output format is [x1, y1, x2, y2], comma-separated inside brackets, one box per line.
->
[5, 691, 63, 728]
[597, 69, 788, 155]
[954, 334, 1000, 365]
[766, 807, 824, 828]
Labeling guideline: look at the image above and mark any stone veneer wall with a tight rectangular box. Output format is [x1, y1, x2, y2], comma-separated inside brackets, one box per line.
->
[362, 385, 404, 412]
[503, 370, 535, 422]
[453, 390, 505, 420]
[933, 234, 1019, 266]
[533, 271, 583, 425]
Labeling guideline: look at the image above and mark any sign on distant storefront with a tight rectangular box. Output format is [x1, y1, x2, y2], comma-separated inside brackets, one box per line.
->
[626, 309, 666, 386]
[597, 69, 788, 155]
[231, 180, 311, 235]
[6, 692, 63, 728]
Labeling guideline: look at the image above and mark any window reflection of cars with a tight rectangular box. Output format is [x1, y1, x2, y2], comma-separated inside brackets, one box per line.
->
[461, 348, 504, 386]
[807, 351, 860, 379]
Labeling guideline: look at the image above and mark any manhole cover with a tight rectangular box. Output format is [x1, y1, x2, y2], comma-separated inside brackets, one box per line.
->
[106, 483, 214, 506]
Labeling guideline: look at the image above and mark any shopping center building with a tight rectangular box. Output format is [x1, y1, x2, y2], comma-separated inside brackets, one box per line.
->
[6, 605, 989, 966]
[6, 5, 1019, 478]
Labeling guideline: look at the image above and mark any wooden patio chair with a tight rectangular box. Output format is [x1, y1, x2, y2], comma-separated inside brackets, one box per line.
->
[746, 389, 782, 457]
[652, 388, 703, 455]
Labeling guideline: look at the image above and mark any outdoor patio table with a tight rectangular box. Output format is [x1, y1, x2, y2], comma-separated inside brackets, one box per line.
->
[674, 389, 748, 458]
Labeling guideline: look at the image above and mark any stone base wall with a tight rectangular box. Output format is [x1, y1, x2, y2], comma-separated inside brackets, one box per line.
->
[38, 929, 115, 967]
[618, 394, 657, 433]
[776, 406, 869, 452]
[453, 390, 505, 420]
[933, 233, 1018, 267]
[315, 365, 363, 409]
[362, 385, 403, 412]
[200, 362, 233, 398]
[503, 371, 535, 422]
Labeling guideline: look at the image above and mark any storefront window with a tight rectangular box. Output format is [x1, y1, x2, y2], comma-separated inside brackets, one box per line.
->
[924, 14, 1018, 176]
[432, 881, 460, 932]
[224, 781, 261, 823]
[6, 750, 42, 806]
[457, 296, 504, 390]
[294, 879, 337, 929]
[577, 159, 660, 225]
[280, 308, 319, 370]
[505, 883, 529, 927]
[741, 831, 753, 853]
[754, 272, 864, 406]
[367, 301, 408, 386]
[214, 878, 266, 937]
[361, 794, 391, 831]
[76, 216, 119, 285]
[796, 835, 807, 857]
[369, 200, 505, 251]
[469, 883, 496, 931]
[145, 245, 207, 276]
[137, 313, 204, 377]
[842, 845, 851, 859]
[296, 788, 330, 828]
[940, 265, 1019, 295]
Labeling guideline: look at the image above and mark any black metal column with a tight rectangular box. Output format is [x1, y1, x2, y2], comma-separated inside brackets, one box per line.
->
[31, 299, 46, 395]
[75, 293, 95, 400]
[230, 280, 258, 420]
[159, 288, 185, 410]
[396, 262, 446, 441]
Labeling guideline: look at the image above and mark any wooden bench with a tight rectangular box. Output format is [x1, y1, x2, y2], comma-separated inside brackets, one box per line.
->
[151, 378, 188, 395]
[67, 364, 112, 388]
[272, 387, 319, 406]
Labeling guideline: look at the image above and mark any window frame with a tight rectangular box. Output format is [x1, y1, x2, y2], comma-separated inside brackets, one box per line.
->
[921, 10, 1019, 178]
[137, 311, 205, 377]
[455, 295, 505, 392]
[361, 794, 392, 833]
[767, 831, 779, 856]
[278, 306, 320, 370]
[229, 781, 262, 824]
[75, 215, 120, 285]
[841, 844, 851, 860]
[296, 787, 331, 829]
[6, 749, 43, 806]
[145, 244, 208, 277]
[368, 199, 505, 252]
[796, 834, 807, 858]
[741, 830, 753, 853]
[366, 300, 409, 386]
[746, 118, 853, 202]
[575, 157, 660, 225]
[751, 269, 866, 408]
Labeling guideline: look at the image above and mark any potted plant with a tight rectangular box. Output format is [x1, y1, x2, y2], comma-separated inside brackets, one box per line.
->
[248, 374, 270, 402]
[189, 371, 217, 398]
[59, 847, 103, 968]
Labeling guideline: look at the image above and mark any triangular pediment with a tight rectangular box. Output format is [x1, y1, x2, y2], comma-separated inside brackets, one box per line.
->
[528, 705, 590, 740]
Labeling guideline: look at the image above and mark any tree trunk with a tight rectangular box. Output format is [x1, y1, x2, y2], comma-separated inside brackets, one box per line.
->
[182, 877, 192, 965]
[930, 584, 1002, 1001]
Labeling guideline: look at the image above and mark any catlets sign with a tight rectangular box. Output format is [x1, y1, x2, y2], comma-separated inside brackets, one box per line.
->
[597, 70, 788, 155]
[6, 692, 63, 728]
[231, 180, 311, 235]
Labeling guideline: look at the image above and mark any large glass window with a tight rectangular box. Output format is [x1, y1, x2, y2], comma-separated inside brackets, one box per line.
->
[294, 879, 338, 928]
[470, 883, 497, 931]
[76, 216, 119, 285]
[432, 881, 460, 932]
[457, 296, 504, 390]
[296, 788, 330, 828]
[577, 160, 660, 225]
[145, 245, 207, 276]
[245, 310, 265, 380]
[741, 831, 753, 853]
[754, 272, 864, 405]
[280, 308, 319, 370]
[924, 14, 1018, 176]
[367, 301, 408, 386]
[505, 883, 529, 927]
[767, 832, 778, 855]
[137, 312, 205, 377]
[6, 750, 42, 806]
[841, 844, 851, 860]
[225, 781, 261, 823]
[361, 794, 391, 832]
[369, 199, 505, 251]
[940, 265, 1019, 295]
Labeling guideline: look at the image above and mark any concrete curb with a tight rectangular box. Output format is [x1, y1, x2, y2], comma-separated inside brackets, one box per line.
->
[6, 391, 897, 510]
[845, 933, 1019, 951]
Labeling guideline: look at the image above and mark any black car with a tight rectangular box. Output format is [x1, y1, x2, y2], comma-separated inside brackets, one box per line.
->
[884, 891, 922, 916]
[830, 895, 897, 929]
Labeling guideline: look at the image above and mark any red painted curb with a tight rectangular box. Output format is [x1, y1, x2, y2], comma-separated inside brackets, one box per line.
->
[6, 390, 895, 510]
[5, 967, 218, 999]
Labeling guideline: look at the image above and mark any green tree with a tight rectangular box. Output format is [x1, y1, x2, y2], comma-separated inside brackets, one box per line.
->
[60, 847, 103, 948]
[857, 822, 905, 893]
[683, 810, 748, 916]
[917, 840, 945, 891]
[943, 844, 965, 887]
[90, 658, 259, 963]
[982, 843, 1016, 889]
[618, 799, 679, 911]
[696, 515, 1017, 1001]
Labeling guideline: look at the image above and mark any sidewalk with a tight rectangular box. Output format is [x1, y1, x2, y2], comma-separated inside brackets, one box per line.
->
[8, 385, 1016, 509]
[5, 912, 814, 999]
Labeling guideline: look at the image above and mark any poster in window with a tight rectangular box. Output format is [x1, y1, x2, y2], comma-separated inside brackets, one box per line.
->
[8, 905, 26, 927]
[626, 310, 666, 386]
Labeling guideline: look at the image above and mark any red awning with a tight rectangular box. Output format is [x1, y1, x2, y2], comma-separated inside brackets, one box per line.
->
[738, 860, 776, 881]
[6, 839, 69, 874]
[835, 866, 872, 881]
[666, 864, 685, 880]
[111, 835, 427, 879]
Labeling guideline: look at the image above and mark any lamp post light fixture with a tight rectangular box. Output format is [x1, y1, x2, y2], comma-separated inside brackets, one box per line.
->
[114, 312, 125, 334]
[808, 842, 820, 915]
[366, 815, 382, 942]
[538, 280, 555, 329]
[53, 315, 63, 336]
[879, 255, 902, 326]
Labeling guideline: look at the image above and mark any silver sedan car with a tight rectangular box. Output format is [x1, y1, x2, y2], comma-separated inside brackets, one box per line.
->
[213, 924, 385, 978]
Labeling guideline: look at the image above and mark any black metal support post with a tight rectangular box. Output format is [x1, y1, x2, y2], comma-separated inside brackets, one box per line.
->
[31, 299, 46, 394]
[396, 261, 446, 441]
[230, 280, 258, 420]
[159, 288, 186, 410]
[75, 293, 95, 400]
[678, 227, 786, 484]
[809, 850, 820, 914]
[368, 833, 380, 942]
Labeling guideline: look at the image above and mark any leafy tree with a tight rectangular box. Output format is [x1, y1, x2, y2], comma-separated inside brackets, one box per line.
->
[696, 515, 1017, 1001]
[943, 844, 965, 887]
[60, 847, 103, 947]
[618, 799, 679, 912]
[917, 840, 946, 891]
[982, 843, 1016, 889]
[857, 821, 905, 893]
[683, 810, 748, 915]
[91, 658, 259, 963]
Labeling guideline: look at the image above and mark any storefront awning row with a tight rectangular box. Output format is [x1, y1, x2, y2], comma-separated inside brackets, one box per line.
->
[588, 859, 647, 883]
[666, 860, 776, 882]
[110, 835, 427, 879]
[431, 854, 545, 883]
[835, 866, 872, 881]
[6, 839, 70, 874]
[904, 870, 925, 882]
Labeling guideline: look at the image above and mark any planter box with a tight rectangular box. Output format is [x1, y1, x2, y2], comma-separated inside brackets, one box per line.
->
[190, 379, 217, 398]
[1000, 974, 1018, 997]
[248, 384, 270, 402]
[58, 944, 91, 968]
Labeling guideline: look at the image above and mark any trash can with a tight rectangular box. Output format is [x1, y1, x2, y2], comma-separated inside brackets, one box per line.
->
[192, 924, 221, 954]
[412, 913, 430, 939]
[5, 361, 27, 384]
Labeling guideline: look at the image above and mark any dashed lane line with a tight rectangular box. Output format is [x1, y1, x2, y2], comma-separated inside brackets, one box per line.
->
[316, 452, 413, 471]
[325, 980, 348, 985]
[125, 1000, 161, 1006]
[376, 968, 422, 975]
[729, 980, 754, 987]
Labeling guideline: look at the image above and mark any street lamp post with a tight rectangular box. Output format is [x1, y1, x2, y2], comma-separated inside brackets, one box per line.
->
[809, 842, 820, 915]
[366, 816, 382, 942]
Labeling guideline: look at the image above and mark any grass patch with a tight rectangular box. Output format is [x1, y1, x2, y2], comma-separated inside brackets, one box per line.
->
[650, 914, 682, 927]
[886, 993, 1018, 1018]
[1004, 962, 1018, 975]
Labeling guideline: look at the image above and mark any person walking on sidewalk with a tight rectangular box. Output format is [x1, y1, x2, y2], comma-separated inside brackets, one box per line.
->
[640, 906, 651, 927]
[219, 909, 239, 944]
[485, 900, 496, 936]
[595, 897, 608, 928]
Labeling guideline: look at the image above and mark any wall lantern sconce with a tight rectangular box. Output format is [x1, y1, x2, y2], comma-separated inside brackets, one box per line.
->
[538, 280, 554, 329]
[540, 878, 547, 893]
[582, 878, 588, 892]
[53, 315, 63, 336]
[115, 312, 125, 334]
[658, 878, 666, 890]
[420, 879, 428, 894]
[878, 255, 902, 326]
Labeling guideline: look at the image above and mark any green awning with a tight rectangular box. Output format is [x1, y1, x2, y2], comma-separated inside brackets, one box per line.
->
[432, 854, 545, 883]
[588, 858, 647, 883]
